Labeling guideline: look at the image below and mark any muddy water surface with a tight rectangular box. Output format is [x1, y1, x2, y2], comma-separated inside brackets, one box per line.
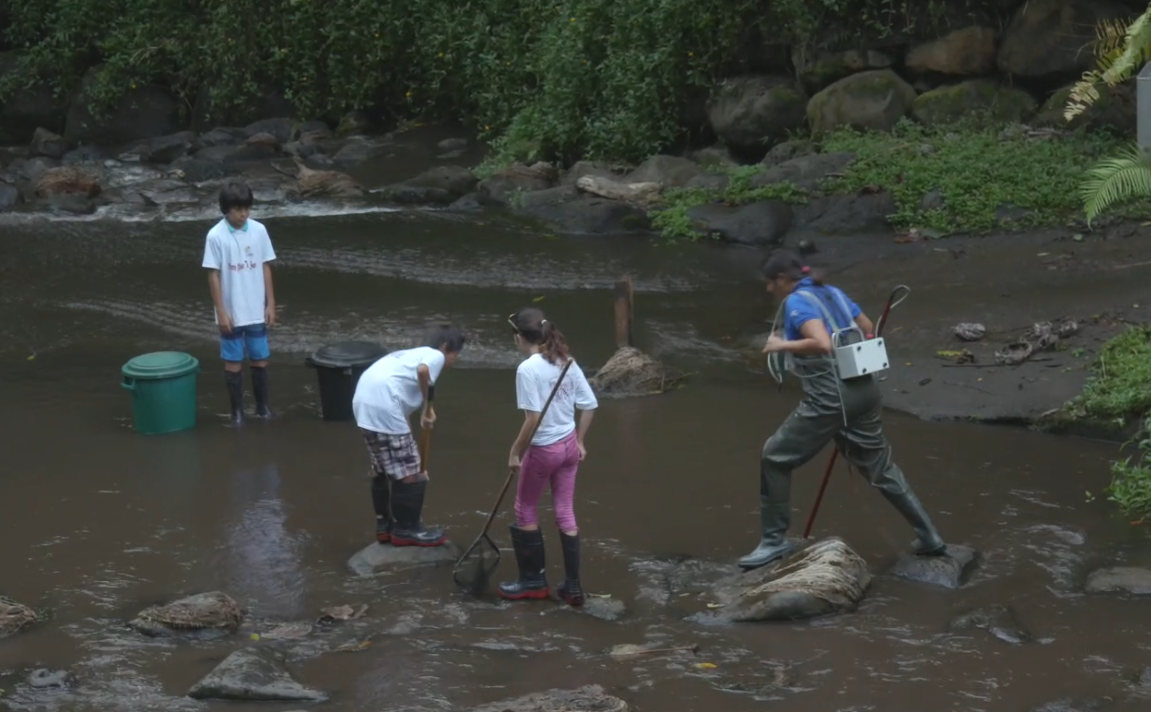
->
[1, 211, 1148, 712]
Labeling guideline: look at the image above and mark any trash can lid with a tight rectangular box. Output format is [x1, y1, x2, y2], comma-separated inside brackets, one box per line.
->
[122, 351, 201, 380]
[309, 341, 388, 369]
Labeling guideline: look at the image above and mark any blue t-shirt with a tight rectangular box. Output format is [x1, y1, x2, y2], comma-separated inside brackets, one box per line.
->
[782, 278, 862, 341]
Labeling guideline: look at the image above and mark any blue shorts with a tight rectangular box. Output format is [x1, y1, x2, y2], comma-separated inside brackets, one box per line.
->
[220, 323, 271, 363]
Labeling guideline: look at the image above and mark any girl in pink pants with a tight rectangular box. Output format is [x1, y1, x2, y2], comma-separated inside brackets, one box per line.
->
[501, 307, 598, 605]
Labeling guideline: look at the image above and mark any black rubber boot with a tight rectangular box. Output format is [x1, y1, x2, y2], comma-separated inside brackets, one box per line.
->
[250, 365, 273, 418]
[371, 475, 392, 544]
[739, 458, 795, 570]
[224, 370, 244, 425]
[498, 526, 550, 601]
[556, 531, 584, 607]
[880, 488, 947, 556]
[390, 479, 446, 547]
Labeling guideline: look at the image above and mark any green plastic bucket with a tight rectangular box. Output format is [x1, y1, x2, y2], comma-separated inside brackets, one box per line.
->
[121, 351, 201, 435]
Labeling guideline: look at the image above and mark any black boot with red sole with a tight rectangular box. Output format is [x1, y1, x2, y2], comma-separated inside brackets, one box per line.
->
[499, 526, 550, 601]
[390, 479, 446, 547]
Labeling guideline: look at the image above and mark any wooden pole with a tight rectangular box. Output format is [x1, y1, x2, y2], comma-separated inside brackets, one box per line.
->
[614, 275, 634, 348]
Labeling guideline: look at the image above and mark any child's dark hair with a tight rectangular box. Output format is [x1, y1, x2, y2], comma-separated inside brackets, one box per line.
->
[422, 323, 467, 353]
[510, 307, 570, 365]
[219, 182, 254, 214]
[761, 249, 824, 286]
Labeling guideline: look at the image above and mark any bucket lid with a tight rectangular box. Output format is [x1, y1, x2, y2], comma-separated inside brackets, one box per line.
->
[122, 351, 200, 380]
[309, 341, 387, 369]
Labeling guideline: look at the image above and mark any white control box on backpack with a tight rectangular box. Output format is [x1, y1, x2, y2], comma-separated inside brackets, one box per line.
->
[833, 337, 890, 379]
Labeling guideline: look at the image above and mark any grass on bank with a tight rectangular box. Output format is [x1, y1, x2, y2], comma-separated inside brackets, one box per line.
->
[650, 119, 1123, 241]
[1063, 325, 1151, 522]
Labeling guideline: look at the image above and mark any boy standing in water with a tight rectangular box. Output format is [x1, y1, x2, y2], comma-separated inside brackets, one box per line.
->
[352, 325, 466, 547]
[202, 182, 278, 425]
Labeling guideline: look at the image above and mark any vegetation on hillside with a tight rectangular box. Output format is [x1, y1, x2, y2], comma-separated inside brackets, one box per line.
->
[0, 0, 993, 163]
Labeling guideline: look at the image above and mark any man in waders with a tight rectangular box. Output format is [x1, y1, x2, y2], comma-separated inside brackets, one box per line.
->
[740, 250, 947, 570]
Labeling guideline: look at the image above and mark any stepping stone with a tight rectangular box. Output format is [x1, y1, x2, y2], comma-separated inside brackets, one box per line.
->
[888, 544, 978, 589]
[347, 541, 460, 577]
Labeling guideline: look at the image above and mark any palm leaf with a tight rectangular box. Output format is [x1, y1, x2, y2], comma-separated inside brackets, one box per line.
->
[1066, 9, 1151, 121]
[1080, 143, 1151, 225]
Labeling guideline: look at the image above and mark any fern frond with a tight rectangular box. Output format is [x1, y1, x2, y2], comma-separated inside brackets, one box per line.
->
[1080, 143, 1151, 225]
[1065, 8, 1151, 122]
[1100, 7, 1151, 87]
[1065, 72, 1103, 121]
[1093, 18, 1134, 63]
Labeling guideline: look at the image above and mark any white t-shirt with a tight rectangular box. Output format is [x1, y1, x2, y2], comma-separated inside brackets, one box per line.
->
[516, 354, 598, 447]
[353, 347, 445, 435]
[202, 218, 277, 328]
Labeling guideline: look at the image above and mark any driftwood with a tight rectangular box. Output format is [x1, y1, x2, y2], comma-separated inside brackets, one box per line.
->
[576, 175, 661, 204]
[589, 346, 685, 397]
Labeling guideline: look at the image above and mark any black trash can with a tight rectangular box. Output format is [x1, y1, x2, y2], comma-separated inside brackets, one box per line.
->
[305, 341, 388, 421]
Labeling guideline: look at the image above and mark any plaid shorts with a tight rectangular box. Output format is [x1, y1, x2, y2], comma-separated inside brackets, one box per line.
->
[362, 429, 421, 480]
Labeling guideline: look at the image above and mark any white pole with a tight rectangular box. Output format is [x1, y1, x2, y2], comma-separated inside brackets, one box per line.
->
[1138, 63, 1151, 149]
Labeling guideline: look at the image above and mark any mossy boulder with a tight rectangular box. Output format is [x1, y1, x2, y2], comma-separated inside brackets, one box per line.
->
[806, 69, 917, 136]
[706, 75, 808, 156]
[1033, 82, 1135, 133]
[911, 80, 1037, 126]
[792, 47, 895, 93]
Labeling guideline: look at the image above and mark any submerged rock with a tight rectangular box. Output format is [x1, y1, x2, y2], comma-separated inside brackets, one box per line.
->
[697, 537, 871, 623]
[28, 668, 71, 689]
[1031, 699, 1112, 712]
[347, 541, 460, 577]
[188, 647, 328, 702]
[887, 544, 978, 589]
[948, 604, 1033, 645]
[1084, 567, 1151, 596]
[0, 596, 38, 639]
[471, 684, 628, 712]
[685, 201, 793, 246]
[128, 591, 243, 638]
[589, 347, 683, 397]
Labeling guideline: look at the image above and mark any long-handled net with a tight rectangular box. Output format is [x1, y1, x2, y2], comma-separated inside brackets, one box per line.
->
[452, 359, 574, 595]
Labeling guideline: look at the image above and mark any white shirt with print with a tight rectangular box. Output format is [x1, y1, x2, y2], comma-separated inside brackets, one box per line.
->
[353, 347, 445, 435]
[516, 354, 598, 447]
[202, 218, 276, 328]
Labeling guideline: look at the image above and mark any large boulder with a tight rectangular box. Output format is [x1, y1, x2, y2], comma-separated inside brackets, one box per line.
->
[794, 191, 896, 234]
[1, 596, 38, 639]
[514, 185, 649, 235]
[706, 76, 808, 156]
[911, 80, 1037, 126]
[905, 26, 998, 76]
[34, 167, 102, 198]
[806, 69, 918, 136]
[188, 648, 327, 702]
[792, 47, 895, 93]
[29, 127, 70, 159]
[290, 162, 364, 200]
[752, 151, 855, 192]
[623, 154, 701, 188]
[696, 537, 871, 623]
[64, 67, 183, 146]
[0, 52, 69, 143]
[479, 162, 558, 204]
[685, 201, 793, 246]
[471, 685, 628, 712]
[1033, 81, 1135, 133]
[998, 0, 1131, 79]
[404, 165, 478, 199]
[128, 591, 243, 638]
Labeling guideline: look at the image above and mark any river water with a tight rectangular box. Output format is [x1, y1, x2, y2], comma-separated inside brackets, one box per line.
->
[0, 192, 1148, 711]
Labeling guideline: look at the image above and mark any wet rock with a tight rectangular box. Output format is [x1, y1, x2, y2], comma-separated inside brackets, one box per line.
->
[561, 160, 619, 186]
[515, 185, 650, 235]
[471, 685, 628, 712]
[706, 76, 807, 156]
[912, 80, 1037, 126]
[29, 127, 69, 159]
[684, 173, 729, 191]
[128, 591, 243, 638]
[688, 145, 737, 168]
[954, 323, 986, 341]
[794, 191, 896, 234]
[332, 138, 390, 167]
[20, 156, 60, 184]
[170, 156, 228, 183]
[28, 669, 71, 689]
[905, 26, 998, 76]
[450, 192, 503, 211]
[793, 47, 894, 93]
[336, 111, 372, 137]
[998, 0, 1129, 79]
[347, 541, 460, 576]
[1031, 699, 1112, 712]
[438, 137, 469, 152]
[948, 604, 1033, 645]
[888, 544, 978, 589]
[480, 162, 558, 204]
[575, 597, 628, 622]
[188, 647, 327, 702]
[686, 201, 793, 246]
[64, 67, 183, 146]
[198, 127, 247, 148]
[1033, 82, 1135, 133]
[695, 537, 871, 623]
[136, 179, 201, 205]
[761, 139, 815, 168]
[0, 596, 38, 639]
[35, 166, 102, 198]
[139, 131, 196, 164]
[290, 162, 364, 200]
[1084, 567, 1151, 596]
[385, 185, 454, 205]
[62, 145, 106, 166]
[589, 347, 682, 397]
[624, 154, 701, 188]
[245, 117, 296, 145]
[753, 152, 854, 192]
[405, 165, 478, 199]
[807, 69, 917, 136]
[0, 183, 23, 212]
[46, 194, 97, 215]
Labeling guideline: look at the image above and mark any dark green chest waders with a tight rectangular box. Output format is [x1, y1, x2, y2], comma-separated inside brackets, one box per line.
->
[738, 288, 947, 571]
